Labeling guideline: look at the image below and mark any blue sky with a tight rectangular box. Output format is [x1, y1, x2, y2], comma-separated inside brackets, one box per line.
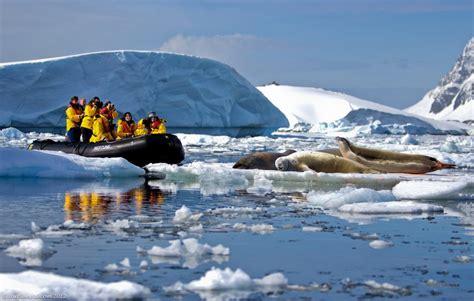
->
[0, 0, 472, 108]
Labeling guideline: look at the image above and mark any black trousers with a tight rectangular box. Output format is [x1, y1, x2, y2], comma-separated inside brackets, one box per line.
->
[81, 127, 93, 143]
[66, 127, 81, 142]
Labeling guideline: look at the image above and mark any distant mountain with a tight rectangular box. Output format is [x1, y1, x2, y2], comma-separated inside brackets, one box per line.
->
[0, 51, 288, 136]
[258, 84, 472, 135]
[405, 38, 473, 123]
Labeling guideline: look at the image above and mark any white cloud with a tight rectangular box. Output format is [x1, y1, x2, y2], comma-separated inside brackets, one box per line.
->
[159, 34, 263, 65]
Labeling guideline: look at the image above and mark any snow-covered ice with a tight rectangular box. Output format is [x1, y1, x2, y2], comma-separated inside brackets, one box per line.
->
[0, 51, 287, 134]
[0, 148, 144, 178]
[0, 270, 150, 299]
[392, 181, 470, 200]
[338, 201, 444, 214]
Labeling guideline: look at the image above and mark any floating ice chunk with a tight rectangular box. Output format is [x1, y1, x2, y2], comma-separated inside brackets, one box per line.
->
[365, 280, 402, 291]
[306, 187, 396, 209]
[63, 220, 91, 230]
[6, 238, 45, 258]
[440, 140, 461, 153]
[392, 181, 468, 200]
[302, 226, 323, 232]
[147, 240, 183, 257]
[0, 270, 149, 299]
[173, 205, 202, 223]
[339, 201, 444, 214]
[104, 263, 120, 272]
[369, 240, 394, 249]
[179, 267, 286, 291]
[106, 219, 138, 230]
[139, 260, 148, 270]
[400, 134, 418, 145]
[120, 258, 131, 268]
[189, 224, 204, 233]
[454, 255, 471, 263]
[233, 223, 275, 234]
[5, 238, 50, 267]
[31, 222, 41, 232]
[207, 206, 264, 218]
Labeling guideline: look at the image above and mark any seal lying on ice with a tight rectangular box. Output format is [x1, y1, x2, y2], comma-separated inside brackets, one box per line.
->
[275, 151, 379, 173]
[232, 150, 297, 170]
[236, 137, 456, 174]
[334, 137, 456, 174]
[232, 148, 344, 170]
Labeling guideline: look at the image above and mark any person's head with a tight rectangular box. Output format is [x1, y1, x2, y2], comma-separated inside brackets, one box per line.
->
[70, 96, 79, 104]
[122, 112, 133, 122]
[147, 111, 158, 122]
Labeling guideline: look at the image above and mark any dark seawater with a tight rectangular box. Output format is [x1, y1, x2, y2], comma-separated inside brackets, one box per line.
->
[0, 175, 473, 300]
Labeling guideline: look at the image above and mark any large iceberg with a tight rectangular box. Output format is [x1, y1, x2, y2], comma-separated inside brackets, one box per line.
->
[0, 51, 288, 136]
[258, 84, 472, 135]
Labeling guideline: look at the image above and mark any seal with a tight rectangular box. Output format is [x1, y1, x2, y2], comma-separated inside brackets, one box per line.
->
[233, 150, 297, 170]
[275, 151, 380, 174]
[335, 137, 456, 174]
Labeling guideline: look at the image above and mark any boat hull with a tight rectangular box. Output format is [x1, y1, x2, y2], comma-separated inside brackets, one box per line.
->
[29, 134, 185, 167]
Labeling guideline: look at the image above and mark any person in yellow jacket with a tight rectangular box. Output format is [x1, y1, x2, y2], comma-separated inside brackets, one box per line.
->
[80, 97, 101, 143]
[90, 107, 115, 143]
[116, 112, 136, 139]
[134, 112, 167, 137]
[65, 96, 84, 142]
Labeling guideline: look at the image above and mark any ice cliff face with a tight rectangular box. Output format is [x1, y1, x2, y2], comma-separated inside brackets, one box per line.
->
[0, 51, 288, 135]
[406, 38, 473, 123]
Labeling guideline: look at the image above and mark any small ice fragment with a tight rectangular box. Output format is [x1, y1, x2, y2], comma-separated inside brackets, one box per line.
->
[31, 222, 41, 232]
[189, 224, 204, 233]
[369, 240, 393, 249]
[454, 255, 471, 263]
[173, 205, 202, 223]
[302, 226, 323, 232]
[104, 263, 119, 272]
[400, 134, 418, 145]
[139, 260, 148, 270]
[120, 258, 131, 268]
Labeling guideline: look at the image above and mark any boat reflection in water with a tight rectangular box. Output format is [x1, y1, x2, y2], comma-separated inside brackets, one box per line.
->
[63, 184, 170, 223]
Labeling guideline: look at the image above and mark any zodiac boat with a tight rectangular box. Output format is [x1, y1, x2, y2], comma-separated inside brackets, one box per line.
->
[29, 134, 185, 167]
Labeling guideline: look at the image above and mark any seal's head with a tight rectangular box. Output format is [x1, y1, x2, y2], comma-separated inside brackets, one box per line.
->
[275, 157, 298, 171]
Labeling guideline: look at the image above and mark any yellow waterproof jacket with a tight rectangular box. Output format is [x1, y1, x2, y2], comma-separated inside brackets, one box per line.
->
[66, 106, 83, 131]
[134, 119, 149, 137]
[116, 119, 136, 139]
[90, 114, 114, 143]
[80, 104, 98, 130]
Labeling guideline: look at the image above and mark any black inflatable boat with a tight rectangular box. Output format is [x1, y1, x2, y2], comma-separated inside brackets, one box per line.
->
[29, 134, 185, 167]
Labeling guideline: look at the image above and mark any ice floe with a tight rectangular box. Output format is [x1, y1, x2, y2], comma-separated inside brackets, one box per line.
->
[0, 148, 144, 178]
[392, 181, 470, 200]
[0, 270, 149, 299]
[338, 201, 444, 214]
[306, 187, 396, 209]
[233, 223, 275, 234]
[369, 240, 394, 249]
[173, 205, 203, 223]
[5, 238, 52, 266]
[137, 238, 229, 269]
[164, 267, 287, 298]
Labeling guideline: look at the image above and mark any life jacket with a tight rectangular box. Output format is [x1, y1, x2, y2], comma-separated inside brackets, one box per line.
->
[117, 119, 136, 139]
[65, 105, 83, 131]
